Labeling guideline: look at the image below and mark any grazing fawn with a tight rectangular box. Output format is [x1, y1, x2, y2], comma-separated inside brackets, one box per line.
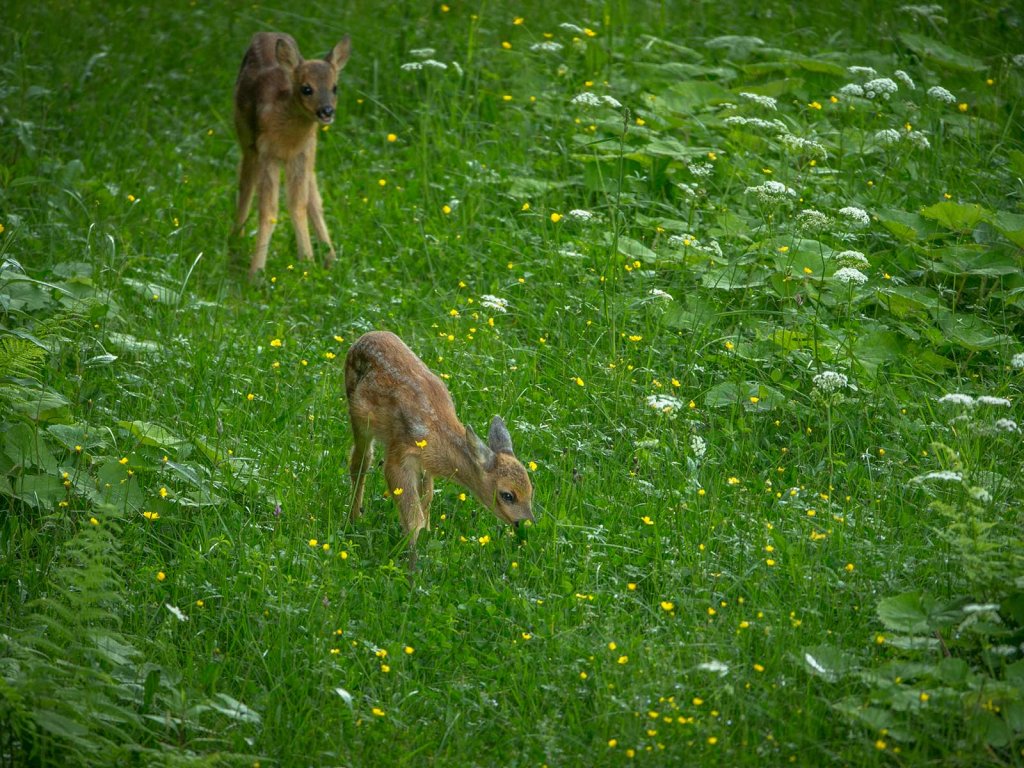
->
[231, 32, 351, 278]
[345, 331, 535, 558]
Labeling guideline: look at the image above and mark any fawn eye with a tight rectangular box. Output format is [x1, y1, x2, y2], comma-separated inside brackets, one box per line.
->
[301, 84, 314, 96]
[499, 491, 516, 504]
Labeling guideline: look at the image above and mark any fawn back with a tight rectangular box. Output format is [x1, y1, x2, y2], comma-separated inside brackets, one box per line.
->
[232, 32, 350, 277]
[345, 331, 534, 553]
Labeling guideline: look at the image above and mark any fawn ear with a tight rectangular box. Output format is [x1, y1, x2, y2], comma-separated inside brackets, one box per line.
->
[487, 416, 515, 455]
[327, 36, 351, 71]
[275, 37, 301, 70]
[466, 425, 496, 469]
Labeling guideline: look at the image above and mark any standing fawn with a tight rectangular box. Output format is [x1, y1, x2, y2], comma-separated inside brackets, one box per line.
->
[345, 331, 534, 561]
[232, 32, 351, 278]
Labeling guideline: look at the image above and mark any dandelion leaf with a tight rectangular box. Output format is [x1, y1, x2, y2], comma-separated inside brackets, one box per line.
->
[898, 32, 985, 73]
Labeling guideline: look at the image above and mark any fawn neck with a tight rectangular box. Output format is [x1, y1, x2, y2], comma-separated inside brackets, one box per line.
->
[425, 423, 486, 496]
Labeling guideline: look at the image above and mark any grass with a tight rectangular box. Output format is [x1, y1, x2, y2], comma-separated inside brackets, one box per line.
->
[2, 1, 1023, 766]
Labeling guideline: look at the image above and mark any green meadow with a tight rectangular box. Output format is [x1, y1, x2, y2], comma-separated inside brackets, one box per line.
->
[2, 1, 1024, 765]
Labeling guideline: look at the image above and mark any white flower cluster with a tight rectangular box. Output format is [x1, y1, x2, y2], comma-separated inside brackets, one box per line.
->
[479, 295, 509, 313]
[1012, 352, 1024, 369]
[838, 206, 870, 227]
[875, 129, 902, 145]
[812, 370, 849, 393]
[647, 394, 683, 413]
[834, 250, 870, 267]
[738, 92, 778, 110]
[690, 435, 708, 459]
[777, 134, 828, 160]
[994, 418, 1020, 433]
[833, 267, 868, 285]
[667, 233, 723, 258]
[571, 92, 622, 108]
[646, 288, 674, 302]
[906, 130, 931, 149]
[401, 59, 449, 71]
[724, 116, 790, 134]
[937, 393, 1011, 408]
[913, 470, 964, 483]
[927, 85, 957, 104]
[745, 180, 796, 203]
[893, 70, 916, 90]
[838, 83, 866, 98]
[567, 209, 595, 221]
[847, 65, 878, 78]
[409, 48, 436, 58]
[1013, 54, 1024, 68]
[688, 161, 715, 178]
[560, 22, 585, 33]
[530, 41, 564, 53]
[798, 208, 831, 232]
[863, 78, 899, 100]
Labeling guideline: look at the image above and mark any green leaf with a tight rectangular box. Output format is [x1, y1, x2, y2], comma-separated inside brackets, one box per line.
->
[614, 236, 658, 262]
[990, 210, 1024, 249]
[877, 592, 959, 634]
[919, 201, 991, 232]
[802, 644, 853, 682]
[118, 420, 187, 450]
[898, 32, 985, 73]
[875, 207, 935, 242]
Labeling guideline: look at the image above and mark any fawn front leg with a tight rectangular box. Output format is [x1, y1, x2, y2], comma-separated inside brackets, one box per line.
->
[384, 449, 427, 549]
[250, 158, 280, 277]
[307, 171, 336, 267]
[285, 151, 314, 261]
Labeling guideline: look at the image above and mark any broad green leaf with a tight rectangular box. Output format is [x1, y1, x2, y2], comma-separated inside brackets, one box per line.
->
[898, 32, 985, 73]
[107, 332, 160, 354]
[614, 236, 657, 262]
[659, 80, 734, 114]
[990, 210, 1024, 248]
[701, 267, 769, 290]
[919, 201, 991, 232]
[851, 330, 904, 378]
[10, 473, 66, 507]
[792, 57, 848, 76]
[118, 420, 187, 450]
[47, 423, 109, 452]
[802, 644, 853, 682]
[934, 246, 1021, 276]
[877, 592, 959, 634]
[938, 313, 1014, 351]
[122, 277, 181, 305]
[875, 207, 935, 242]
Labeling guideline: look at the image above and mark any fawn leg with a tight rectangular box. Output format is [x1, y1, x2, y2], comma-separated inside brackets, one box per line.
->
[307, 171, 336, 267]
[285, 151, 314, 261]
[384, 448, 426, 549]
[250, 157, 280, 277]
[233, 149, 258, 237]
[348, 417, 374, 521]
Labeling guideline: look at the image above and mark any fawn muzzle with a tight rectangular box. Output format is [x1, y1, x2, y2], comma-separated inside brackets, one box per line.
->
[316, 105, 335, 123]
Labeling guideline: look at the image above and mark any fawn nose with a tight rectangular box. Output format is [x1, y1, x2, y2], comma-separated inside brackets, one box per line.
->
[317, 105, 335, 122]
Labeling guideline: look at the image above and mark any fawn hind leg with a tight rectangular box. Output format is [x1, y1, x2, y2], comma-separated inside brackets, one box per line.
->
[348, 417, 374, 521]
[285, 152, 314, 262]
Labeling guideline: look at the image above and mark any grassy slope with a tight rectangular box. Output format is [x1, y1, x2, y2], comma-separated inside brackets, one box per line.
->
[1, 1, 1023, 766]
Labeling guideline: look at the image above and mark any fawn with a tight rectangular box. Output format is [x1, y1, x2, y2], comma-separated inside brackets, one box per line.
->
[231, 32, 351, 278]
[345, 331, 534, 560]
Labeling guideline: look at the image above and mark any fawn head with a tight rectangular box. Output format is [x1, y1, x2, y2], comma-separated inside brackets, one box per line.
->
[275, 36, 351, 124]
[466, 416, 535, 527]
